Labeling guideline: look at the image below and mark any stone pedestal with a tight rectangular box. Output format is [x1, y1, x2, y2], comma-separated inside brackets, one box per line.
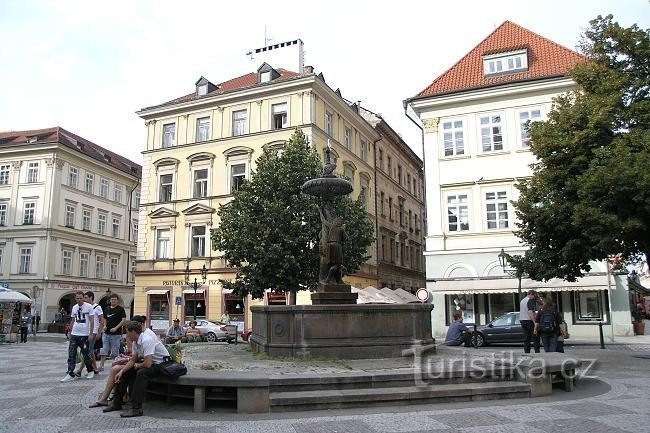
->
[250, 303, 435, 359]
[311, 283, 358, 305]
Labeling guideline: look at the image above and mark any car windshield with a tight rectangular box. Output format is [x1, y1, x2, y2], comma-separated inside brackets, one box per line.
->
[492, 315, 512, 326]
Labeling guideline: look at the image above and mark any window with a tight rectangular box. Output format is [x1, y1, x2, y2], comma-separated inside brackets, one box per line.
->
[132, 220, 138, 242]
[413, 179, 418, 197]
[159, 174, 173, 202]
[196, 117, 211, 142]
[130, 257, 136, 282]
[486, 191, 508, 229]
[325, 111, 333, 136]
[387, 156, 392, 177]
[98, 213, 107, 235]
[99, 178, 109, 198]
[445, 294, 476, 325]
[377, 148, 383, 171]
[519, 109, 542, 147]
[62, 250, 72, 275]
[360, 178, 369, 209]
[156, 229, 170, 259]
[162, 123, 176, 148]
[574, 291, 606, 322]
[0, 164, 9, 184]
[110, 257, 118, 280]
[23, 202, 35, 224]
[232, 110, 247, 137]
[272, 103, 287, 129]
[480, 115, 504, 152]
[380, 192, 385, 215]
[95, 255, 105, 279]
[388, 197, 393, 221]
[80, 252, 89, 277]
[112, 217, 121, 238]
[191, 226, 206, 257]
[397, 166, 402, 185]
[0, 203, 6, 226]
[399, 200, 404, 226]
[260, 71, 271, 83]
[19, 247, 32, 273]
[483, 50, 528, 75]
[360, 139, 367, 161]
[65, 204, 76, 228]
[27, 162, 39, 183]
[487, 293, 516, 322]
[230, 164, 246, 193]
[134, 192, 141, 207]
[85, 173, 94, 193]
[68, 166, 78, 188]
[197, 83, 208, 96]
[443, 120, 465, 156]
[343, 164, 355, 183]
[344, 127, 351, 150]
[113, 183, 123, 203]
[82, 209, 92, 231]
[447, 194, 469, 232]
[193, 169, 208, 198]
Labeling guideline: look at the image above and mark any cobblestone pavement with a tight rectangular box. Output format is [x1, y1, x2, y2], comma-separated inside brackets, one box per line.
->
[1, 336, 649, 433]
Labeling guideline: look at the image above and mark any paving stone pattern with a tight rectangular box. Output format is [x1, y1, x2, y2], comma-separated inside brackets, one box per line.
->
[0, 338, 649, 433]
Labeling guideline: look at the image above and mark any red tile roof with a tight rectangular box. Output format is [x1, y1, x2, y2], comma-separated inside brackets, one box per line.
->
[144, 68, 302, 111]
[0, 127, 141, 177]
[414, 21, 586, 98]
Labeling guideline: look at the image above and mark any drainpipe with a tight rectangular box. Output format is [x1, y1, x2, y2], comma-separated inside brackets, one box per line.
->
[41, 153, 58, 322]
[126, 177, 141, 293]
[372, 135, 382, 287]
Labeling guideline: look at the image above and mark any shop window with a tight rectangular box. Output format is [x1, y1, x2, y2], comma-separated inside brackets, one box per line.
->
[225, 294, 245, 321]
[486, 293, 516, 322]
[445, 294, 476, 325]
[184, 292, 206, 319]
[149, 295, 169, 322]
[573, 290, 606, 322]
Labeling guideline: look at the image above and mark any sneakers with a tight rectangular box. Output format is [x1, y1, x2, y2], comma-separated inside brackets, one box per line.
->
[61, 373, 75, 383]
[86, 371, 95, 379]
[74, 370, 82, 378]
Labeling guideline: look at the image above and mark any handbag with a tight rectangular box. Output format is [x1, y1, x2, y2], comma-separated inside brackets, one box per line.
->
[158, 357, 187, 379]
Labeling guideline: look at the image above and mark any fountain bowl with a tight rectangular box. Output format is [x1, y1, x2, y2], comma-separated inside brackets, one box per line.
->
[302, 177, 353, 197]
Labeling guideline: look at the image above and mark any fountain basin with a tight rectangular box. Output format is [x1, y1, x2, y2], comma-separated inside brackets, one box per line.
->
[302, 177, 353, 197]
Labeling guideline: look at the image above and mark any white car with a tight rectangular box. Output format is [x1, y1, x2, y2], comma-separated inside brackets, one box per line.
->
[183, 320, 237, 343]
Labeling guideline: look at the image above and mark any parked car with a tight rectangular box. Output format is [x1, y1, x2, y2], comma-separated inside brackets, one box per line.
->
[473, 312, 524, 346]
[183, 320, 236, 343]
[241, 329, 252, 342]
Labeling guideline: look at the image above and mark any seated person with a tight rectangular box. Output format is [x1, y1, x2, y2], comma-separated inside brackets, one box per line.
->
[445, 312, 471, 346]
[184, 321, 202, 342]
[165, 319, 185, 344]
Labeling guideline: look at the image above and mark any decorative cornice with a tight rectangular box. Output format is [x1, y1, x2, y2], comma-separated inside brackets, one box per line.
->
[421, 118, 440, 133]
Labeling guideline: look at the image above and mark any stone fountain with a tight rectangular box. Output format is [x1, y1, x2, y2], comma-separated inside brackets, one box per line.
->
[250, 143, 434, 359]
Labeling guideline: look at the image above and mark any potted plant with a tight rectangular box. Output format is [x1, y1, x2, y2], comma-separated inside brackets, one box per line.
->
[632, 308, 646, 335]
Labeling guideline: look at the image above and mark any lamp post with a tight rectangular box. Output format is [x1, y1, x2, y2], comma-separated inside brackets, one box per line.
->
[498, 248, 523, 301]
[31, 285, 43, 333]
[184, 264, 208, 321]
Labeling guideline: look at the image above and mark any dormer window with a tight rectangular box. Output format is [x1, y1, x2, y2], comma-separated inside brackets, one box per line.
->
[27, 136, 37, 143]
[483, 49, 528, 76]
[260, 71, 271, 83]
[197, 84, 208, 96]
[257, 62, 280, 84]
[195, 76, 216, 97]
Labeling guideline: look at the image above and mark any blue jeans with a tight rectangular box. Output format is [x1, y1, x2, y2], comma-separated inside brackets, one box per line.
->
[100, 334, 122, 357]
[67, 335, 93, 375]
[540, 332, 558, 352]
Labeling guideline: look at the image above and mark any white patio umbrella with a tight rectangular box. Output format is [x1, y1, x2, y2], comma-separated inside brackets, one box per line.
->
[0, 288, 34, 304]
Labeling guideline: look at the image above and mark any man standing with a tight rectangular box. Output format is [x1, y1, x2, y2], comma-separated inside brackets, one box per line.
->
[99, 294, 127, 371]
[61, 291, 94, 382]
[519, 290, 540, 353]
[103, 321, 170, 418]
[76, 291, 104, 376]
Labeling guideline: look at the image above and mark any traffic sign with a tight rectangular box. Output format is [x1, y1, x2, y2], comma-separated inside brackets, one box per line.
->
[416, 288, 430, 303]
[1, 282, 8, 289]
[175, 296, 182, 305]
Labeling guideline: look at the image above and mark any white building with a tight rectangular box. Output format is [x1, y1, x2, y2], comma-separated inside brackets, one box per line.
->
[0, 127, 141, 325]
[406, 21, 632, 338]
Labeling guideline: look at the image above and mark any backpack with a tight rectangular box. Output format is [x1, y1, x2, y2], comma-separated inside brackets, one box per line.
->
[539, 310, 556, 333]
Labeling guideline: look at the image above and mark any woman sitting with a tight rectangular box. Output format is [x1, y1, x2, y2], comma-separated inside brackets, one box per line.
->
[184, 321, 203, 343]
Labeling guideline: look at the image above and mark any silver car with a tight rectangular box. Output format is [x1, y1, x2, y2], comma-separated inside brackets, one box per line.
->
[183, 320, 235, 343]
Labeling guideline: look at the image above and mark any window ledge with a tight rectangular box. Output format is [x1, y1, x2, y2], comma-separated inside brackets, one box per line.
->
[477, 150, 510, 158]
[515, 148, 532, 153]
[440, 154, 471, 161]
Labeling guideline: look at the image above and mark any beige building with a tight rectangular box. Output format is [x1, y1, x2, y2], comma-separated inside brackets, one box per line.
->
[359, 109, 425, 292]
[134, 63, 380, 332]
[0, 127, 140, 324]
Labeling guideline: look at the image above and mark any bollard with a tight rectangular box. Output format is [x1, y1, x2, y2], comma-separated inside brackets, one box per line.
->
[473, 323, 478, 349]
[599, 321, 605, 349]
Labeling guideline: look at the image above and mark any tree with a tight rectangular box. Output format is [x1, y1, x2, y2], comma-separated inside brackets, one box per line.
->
[513, 15, 650, 281]
[211, 128, 374, 299]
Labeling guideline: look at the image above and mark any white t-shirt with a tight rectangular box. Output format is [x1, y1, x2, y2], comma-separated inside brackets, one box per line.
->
[91, 304, 103, 334]
[71, 302, 95, 336]
[133, 330, 170, 365]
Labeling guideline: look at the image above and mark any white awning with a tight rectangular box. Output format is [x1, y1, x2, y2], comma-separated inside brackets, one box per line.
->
[433, 274, 610, 295]
[146, 289, 169, 295]
[183, 288, 205, 294]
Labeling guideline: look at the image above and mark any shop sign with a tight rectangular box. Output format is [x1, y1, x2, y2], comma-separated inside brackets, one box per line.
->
[55, 283, 94, 291]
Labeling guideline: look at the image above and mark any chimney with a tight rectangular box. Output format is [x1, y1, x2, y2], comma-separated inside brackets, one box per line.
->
[303, 65, 314, 74]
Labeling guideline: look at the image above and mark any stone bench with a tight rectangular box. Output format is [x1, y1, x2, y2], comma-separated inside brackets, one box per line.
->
[496, 353, 582, 397]
[148, 370, 270, 413]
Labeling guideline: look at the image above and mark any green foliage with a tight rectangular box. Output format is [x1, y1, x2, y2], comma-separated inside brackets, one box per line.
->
[211, 128, 374, 299]
[513, 15, 650, 281]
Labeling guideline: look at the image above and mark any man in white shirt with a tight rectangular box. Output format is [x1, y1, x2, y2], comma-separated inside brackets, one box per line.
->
[519, 290, 540, 354]
[76, 291, 105, 376]
[61, 291, 95, 382]
[103, 321, 170, 418]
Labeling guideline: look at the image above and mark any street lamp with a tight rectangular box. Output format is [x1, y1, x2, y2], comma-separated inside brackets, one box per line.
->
[184, 264, 208, 321]
[498, 248, 523, 300]
[31, 285, 43, 333]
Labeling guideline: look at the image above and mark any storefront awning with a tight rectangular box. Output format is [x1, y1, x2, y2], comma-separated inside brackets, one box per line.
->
[182, 288, 205, 294]
[433, 274, 610, 295]
[146, 289, 170, 295]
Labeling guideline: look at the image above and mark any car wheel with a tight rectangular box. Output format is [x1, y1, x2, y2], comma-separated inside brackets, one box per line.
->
[206, 332, 217, 342]
[473, 333, 486, 347]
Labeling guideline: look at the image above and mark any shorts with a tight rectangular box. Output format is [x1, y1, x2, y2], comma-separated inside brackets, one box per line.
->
[100, 334, 123, 357]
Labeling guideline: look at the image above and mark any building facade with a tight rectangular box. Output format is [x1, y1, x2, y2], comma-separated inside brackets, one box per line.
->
[0, 127, 141, 324]
[406, 21, 632, 338]
[134, 63, 380, 332]
[359, 108, 425, 292]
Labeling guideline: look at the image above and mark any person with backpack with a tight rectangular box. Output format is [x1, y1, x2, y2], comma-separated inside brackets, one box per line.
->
[534, 298, 562, 352]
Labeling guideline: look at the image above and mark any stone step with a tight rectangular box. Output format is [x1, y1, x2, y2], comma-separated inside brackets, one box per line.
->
[269, 381, 530, 411]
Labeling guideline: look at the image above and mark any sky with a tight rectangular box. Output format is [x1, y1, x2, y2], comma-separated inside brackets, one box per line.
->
[0, 0, 648, 165]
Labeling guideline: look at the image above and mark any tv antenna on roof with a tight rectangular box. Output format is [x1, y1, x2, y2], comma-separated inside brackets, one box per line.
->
[245, 37, 305, 72]
[246, 25, 274, 62]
